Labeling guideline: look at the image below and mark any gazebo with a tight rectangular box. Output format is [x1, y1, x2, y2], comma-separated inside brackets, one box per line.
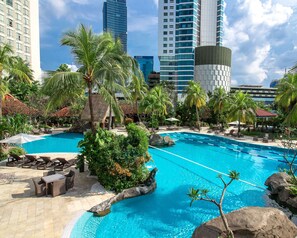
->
[255, 109, 277, 130]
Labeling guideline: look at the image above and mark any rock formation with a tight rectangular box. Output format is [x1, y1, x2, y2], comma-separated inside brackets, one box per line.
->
[149, 134, 175, 147]
[89, 168, 158, 216]
[265, 172, 297, 210]
[192, 207, 297, 238]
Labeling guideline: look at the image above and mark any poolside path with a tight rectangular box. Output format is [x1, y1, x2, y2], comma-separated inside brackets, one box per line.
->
[0, 154, 114, 238]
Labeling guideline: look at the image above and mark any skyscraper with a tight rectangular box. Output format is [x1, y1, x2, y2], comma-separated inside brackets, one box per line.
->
[103, 0, 127, 52]
[134, 56, 154, 83]
[0, 0, 41, 81]
[158, 0, 224, 93]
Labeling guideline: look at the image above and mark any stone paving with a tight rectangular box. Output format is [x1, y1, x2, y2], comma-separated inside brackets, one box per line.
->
[0, 155, 114, 238]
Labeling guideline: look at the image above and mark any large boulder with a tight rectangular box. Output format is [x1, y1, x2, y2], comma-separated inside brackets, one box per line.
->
[89, 168, 158, 216]
[265, 172, 297, 209]
[192, 207, 297, 238]
[149, 134, 175, 147]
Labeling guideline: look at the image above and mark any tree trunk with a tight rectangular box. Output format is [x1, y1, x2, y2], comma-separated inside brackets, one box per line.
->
[108, 102, 112, 130]
[0, 96, 2, 119]
[87, 82, 95, 133]
[218, 206, 234, 238]
[238, 116, 241, 137]
[196, 106, 200, 131]
[136, 100, 141, 123]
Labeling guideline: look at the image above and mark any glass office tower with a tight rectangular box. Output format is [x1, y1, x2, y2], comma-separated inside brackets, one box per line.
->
[103, 0, 127, 52]
[134, 56, 154, 83]
[158, 0, 224, 93]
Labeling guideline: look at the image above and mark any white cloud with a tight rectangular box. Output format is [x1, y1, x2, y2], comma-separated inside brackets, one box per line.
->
[153, 0, 158, 7]
[48, 0, 67, 18]
[224, 0, 294, 85]
[67, 64, 79, 72]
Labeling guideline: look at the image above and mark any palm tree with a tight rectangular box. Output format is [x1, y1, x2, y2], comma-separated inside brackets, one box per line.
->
[42, 25, 131, 132]
[0, 43, 33, 117]
[140, 85, 173, 130]
[184, 81, 207, 130]
[275, 73, 297, 125]
[228, 91, 257, 136]
[209, 87, 229, 129]
[129, 74, 148, 122]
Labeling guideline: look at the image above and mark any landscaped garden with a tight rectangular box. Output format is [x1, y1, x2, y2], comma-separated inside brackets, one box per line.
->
[1, 25, 297, 237]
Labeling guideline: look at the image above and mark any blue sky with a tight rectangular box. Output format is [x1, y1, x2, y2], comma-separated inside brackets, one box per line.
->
[39, 0, 297, 86]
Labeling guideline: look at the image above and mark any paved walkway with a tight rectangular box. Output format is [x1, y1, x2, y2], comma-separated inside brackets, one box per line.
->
[0, 156, 114, 238]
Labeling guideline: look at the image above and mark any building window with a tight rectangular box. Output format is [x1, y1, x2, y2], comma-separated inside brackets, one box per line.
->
[163, 19, 168, 22]
[17, 33, 21, 40]
[163, 25, 168, 29]
[6, 0, 13, 7]
[24, 27, 29, 35]
[170, 6, 174, 9]
[164, 12, 168, 16]
[7, 28, 13, 37]
[17, 13, 22, 21]
[164, 6, 168, 10]
[25, 45, 29, 53]
[24, 0, 28, 7]
[163, 44, 167, 47]
[17, 42, 22, 50]
[25, 36, 29, 43]
[163, 31, 167, 35]
[163, 50, 167, 53]
[0, 25, 4, 33]
[17, 23, 21, 30]
[8, 19, 13, 27]
[0, 14, 4, 23]
[24, 17, 29, 25]
[7, 8, 13, 16]
[164, 0, 168, 3]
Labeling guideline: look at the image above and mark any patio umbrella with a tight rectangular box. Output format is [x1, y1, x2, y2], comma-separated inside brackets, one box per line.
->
[0, 133, 45, 145]
[165, 117, 180, 122]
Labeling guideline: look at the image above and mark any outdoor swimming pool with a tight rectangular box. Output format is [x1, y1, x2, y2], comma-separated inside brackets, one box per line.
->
[23, 133, 83, 154]
[69, 132, 289, 238]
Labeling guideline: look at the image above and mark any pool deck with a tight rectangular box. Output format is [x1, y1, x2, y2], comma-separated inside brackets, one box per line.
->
[0, 154, 114, 238]
[0, 128, 282, 238]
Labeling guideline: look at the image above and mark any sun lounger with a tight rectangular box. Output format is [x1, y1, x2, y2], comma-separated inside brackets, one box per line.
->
[22, 155, 38, 168]
[224, 129, 234, 136]
[6, 154, 23, 167]
[36, 156, 54, 170]
[54, 158, 77, 171]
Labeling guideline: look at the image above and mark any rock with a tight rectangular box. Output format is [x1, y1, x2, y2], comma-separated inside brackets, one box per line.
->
[265, 172, 297, 210]
[89, 168, 158, 217]
[149, 134, 175, 147]
[192, 207, 297, 238]
[265, 172, 291, 194]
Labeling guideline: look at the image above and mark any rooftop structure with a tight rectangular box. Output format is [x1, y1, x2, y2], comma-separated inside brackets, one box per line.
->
[0, 0, 41, 81]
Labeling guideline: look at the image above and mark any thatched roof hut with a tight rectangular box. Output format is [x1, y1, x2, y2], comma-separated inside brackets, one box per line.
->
[2, 94, 38, 116]
[81, 95, 111, 123]
[52, 107, 72, 117]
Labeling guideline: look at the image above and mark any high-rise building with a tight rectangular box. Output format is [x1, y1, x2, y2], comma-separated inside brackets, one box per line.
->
[158, 0, 224, 93]
[0, 0, 41, 81]
[103, 0, 127, 52]
[134, 56, 154, 83]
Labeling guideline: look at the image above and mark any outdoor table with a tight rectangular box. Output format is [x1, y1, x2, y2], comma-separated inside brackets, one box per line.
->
[41, 174, 65, 196]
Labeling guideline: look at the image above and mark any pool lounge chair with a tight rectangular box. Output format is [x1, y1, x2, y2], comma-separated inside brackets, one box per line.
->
[22, 155, 38, 168]
[224, 129, 234, 136]
[36, 156, 54, 170]
[54, 158, 76, 171]
[6, 154, 23, 167]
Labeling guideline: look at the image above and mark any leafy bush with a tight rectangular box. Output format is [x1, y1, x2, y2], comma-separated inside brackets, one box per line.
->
[0, 147, 7, 161]
[9, 147, 26, 156]
[78, 123, 151, 192]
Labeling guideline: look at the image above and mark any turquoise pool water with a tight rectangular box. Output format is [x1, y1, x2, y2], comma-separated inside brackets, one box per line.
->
[23, 133, 83, 154]
[70, 132, 288, 238]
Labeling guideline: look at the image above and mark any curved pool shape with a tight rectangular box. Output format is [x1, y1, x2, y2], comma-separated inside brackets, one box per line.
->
[70, 132, 288, 238]
[23, 133, 83, 153]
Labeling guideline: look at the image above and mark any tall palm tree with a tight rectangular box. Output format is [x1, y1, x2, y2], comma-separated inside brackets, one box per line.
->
[209, 87, 229, 129]
[42, 25, 131, 132]
[275, 73, 297, 125]
[184, 81, 207, 130]
[140, 85, 173, 129]
[228, 91, 257, 136]
[0, 43, 33, 117]
[129, 74, 148, 122]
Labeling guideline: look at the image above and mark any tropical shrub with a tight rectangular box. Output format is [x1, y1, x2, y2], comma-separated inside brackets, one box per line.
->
[124, 117, 134, 125]
[78, 123, 151, 192]
[0, 114, 32, 139]
[0, 147, 7, 161]
[8, 147, 26, 156]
